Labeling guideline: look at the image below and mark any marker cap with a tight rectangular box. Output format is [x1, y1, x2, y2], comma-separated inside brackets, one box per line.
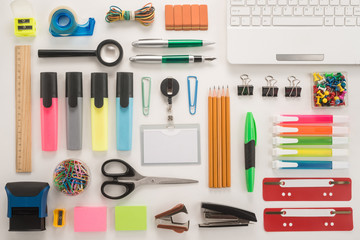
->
[66, 72, 83, 108]
[116, 72, 133, 108]
[332, 149, 349, 157]
[40, 72, 57, 108]
[91, 73, 108, 108]
[332, 161, 349, 169]
[332, 137, 349, 145]
[332, 126, 349, 135]
[333, 115, 349, 124]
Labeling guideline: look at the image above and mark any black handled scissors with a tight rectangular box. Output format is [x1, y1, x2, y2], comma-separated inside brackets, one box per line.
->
[101, 159, 198, 200]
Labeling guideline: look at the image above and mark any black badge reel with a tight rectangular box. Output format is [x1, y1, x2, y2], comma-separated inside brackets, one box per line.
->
[5, 182, 50, 231]
[38, 39, 123, 67]
[49, 7, 95, 37]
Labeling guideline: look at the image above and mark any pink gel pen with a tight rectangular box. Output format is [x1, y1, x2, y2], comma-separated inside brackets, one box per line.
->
[274, 115, 349, 125]
[40, 72, 58, 151]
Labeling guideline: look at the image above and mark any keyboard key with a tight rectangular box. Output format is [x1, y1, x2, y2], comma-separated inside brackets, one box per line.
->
[284, 6, 293, 15]
[341, 0, 350, 4]
[335, 17, 345, 25]
[315, 6, 324, 15]
[262, 17, 272, 25]
[231, 16, 241, 26]
[354, 7, 360, 15]
[258, 0, 266, 5]
[325, 17, 334, 25]
[345, 17, 356, 25]
[345, 6, 354, 15]
[299, 0, 309, 5]
[273, 7, 283, 15]
[247, 0, 256, 5]
[330, 0, 340, 5]
[231, 0, 246, 5]
[351, 0, 360, 5]
[320, 0, 330, 5]
[304, 7, 314, 15]
[242, 17, 251, 25]
[268, 0, 277, 5]
[278, 0, 288, 5]
[252, 17, 261, 25]
[335, 7, 345, 15]
[263, 7, 272, 15]
[289, 0, 298, 5]
[294, 7, 304, 15]
[273, 17, 323, 25]
[231, 7, 251, 15]
[309, 0, 319, 5]
[325, 6, 335, 15]
[252, 7, 262, 15]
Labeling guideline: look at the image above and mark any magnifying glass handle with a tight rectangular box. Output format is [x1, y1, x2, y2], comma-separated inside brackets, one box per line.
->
[38, 50, 96, 58]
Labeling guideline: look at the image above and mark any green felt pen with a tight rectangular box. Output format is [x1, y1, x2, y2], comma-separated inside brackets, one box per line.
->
[245, 112, 256, 193]
[129, 55, 216, 63]
[273, 136, 349, 146]
[132, 39, 215, 48]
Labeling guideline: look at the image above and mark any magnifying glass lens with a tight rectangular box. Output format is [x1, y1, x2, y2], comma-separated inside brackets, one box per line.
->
[99, 44, 121, 64]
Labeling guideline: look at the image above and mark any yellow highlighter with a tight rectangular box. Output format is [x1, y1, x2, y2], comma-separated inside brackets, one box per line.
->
[273, 148, 348, 157]
[91, 73, 108, 151]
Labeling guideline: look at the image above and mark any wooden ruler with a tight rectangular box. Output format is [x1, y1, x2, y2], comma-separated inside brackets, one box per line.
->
[15, 45, 32, 173]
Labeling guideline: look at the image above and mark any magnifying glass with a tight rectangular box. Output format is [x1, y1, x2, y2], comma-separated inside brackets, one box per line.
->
[38, 39, 123, 67]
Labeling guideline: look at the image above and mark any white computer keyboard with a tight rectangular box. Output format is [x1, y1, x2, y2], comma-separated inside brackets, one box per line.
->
[230, 0, 360, 26]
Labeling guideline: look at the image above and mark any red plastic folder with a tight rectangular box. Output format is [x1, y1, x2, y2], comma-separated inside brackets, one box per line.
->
[263, 178, 351, 201]
[264, 207, 353, 232]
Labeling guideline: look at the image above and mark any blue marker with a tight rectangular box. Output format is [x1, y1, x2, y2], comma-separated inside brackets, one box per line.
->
[116, 72, 133, 151]
[272, 160, 349, 170]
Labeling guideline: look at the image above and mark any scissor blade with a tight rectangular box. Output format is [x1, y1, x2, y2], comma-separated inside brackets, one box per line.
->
[146, 177, 198, 185]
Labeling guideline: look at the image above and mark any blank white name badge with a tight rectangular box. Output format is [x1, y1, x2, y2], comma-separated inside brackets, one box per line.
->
[141, 124, 200, 165]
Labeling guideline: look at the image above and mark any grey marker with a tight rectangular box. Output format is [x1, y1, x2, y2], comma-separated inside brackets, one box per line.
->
[66, 72, 83, 150]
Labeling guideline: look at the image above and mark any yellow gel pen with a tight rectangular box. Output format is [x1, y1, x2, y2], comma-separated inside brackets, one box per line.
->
[273, 148, 348, 157]
[91, 73, 108, 151]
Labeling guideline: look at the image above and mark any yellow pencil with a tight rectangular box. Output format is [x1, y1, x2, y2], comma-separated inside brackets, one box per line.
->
[221, 87, 227, 187]
[226, 87, 231, 187]
[208, 88, 214, 188]
[212, 88, 218, 187]
[217, 87, 222, 187]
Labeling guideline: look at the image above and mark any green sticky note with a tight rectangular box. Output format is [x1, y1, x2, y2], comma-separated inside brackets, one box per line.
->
[115, 206, 147, 231]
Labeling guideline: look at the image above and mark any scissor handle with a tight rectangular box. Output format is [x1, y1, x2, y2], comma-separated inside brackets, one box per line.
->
[101, 181, 135, 200]
[101, 159, 137, 178]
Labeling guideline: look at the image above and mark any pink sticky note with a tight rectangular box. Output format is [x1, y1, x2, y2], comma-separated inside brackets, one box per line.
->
[74, 207, 107, 232]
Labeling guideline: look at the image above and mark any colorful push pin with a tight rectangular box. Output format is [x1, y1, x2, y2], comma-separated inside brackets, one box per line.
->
[334, 96, 340, 105]
[316, 95, 321, 106]
[313, 73, 319, 82]
[324, 90, 329, 97]
[339, 91, 347, 101]
[322, 98, 328, 104]
[337, 83, 344, 92]
[317, 90, 325, 98]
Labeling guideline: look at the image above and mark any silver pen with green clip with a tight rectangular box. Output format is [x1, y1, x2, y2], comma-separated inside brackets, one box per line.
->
[132, 39, 215, 48]
[129, 55, 216, 63]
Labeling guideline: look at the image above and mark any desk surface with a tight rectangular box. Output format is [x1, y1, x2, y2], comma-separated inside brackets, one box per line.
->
[1, 0, 359, 239]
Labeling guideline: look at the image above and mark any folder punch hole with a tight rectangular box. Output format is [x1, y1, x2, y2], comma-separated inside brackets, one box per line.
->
[262, 76, 278, 97]
[238, 74, 253, 96]
[285, 76, 302, 97]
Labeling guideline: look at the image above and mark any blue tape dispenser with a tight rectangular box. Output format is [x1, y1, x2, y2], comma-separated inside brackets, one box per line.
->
[49, 7, 95, 37]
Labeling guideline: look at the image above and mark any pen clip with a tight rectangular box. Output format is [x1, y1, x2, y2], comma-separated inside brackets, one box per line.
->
[142, 77, 151, 116]
[116, 72, 133, 108]
[187, 76, 198, 115]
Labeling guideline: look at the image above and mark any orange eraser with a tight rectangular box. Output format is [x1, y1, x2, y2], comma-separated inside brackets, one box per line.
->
[199, 4, 208, 30]
[174, 5, 183, 31]
[191, 5, 200, 30]
[165, 5, 174, 30]
[182, 5, 191, 30]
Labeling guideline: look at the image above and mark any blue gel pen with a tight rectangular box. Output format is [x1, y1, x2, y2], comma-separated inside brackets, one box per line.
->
[116, 72, 133, 151]
[272, 160, 349, 170]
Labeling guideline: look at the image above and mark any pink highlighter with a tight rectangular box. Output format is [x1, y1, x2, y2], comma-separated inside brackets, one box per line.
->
[274, 115, 349, 125]
[40, 72, 58, 151]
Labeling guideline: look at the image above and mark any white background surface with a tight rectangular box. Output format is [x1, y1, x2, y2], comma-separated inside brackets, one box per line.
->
[1, 0, 360, 239]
